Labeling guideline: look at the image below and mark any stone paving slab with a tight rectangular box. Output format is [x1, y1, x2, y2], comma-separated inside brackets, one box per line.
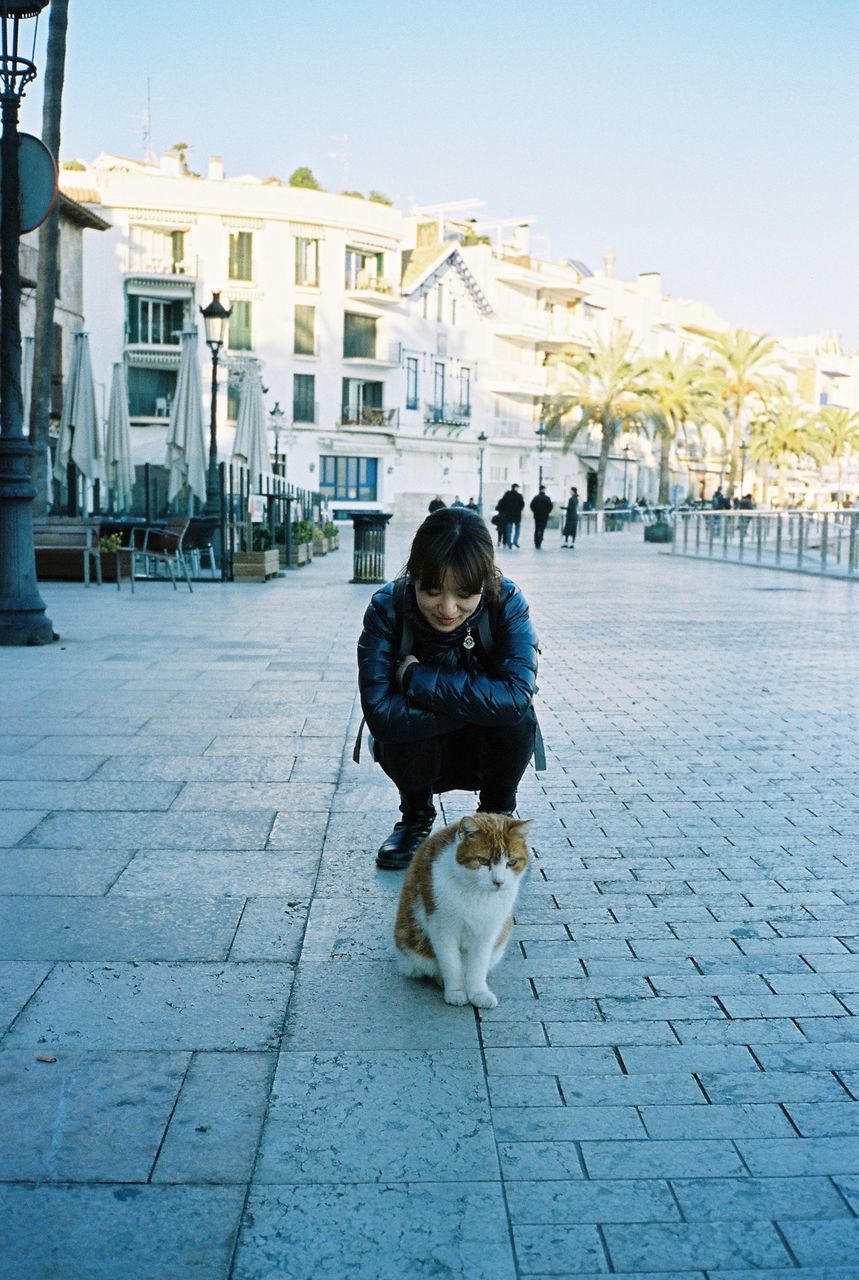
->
[1, 530, 858, 1277]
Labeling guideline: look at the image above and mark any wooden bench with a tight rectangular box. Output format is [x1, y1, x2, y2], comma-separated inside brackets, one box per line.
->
[32, 519, 103, 586]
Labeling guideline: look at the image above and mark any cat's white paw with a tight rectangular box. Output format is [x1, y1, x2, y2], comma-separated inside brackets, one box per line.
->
[444, 987, 469, 1006]
[469, 988, 498, 1009]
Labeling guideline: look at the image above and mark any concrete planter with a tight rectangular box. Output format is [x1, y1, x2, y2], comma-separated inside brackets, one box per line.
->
[644, 522, 674, 544]
[233, 549, 280, 581]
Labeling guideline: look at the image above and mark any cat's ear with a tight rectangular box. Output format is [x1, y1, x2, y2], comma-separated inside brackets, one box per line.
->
[507, 818, 532, 834]
[459, 816, 480, 837]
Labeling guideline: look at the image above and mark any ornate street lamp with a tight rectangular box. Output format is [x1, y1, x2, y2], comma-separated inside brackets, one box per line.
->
[269, 400, 285, 476]
[477, 431, 487, 514]
[622, 441, 631, 502]
[200, 290, 231, 518]
[0, 1, 53, 645]
[535, 422, 547, 489]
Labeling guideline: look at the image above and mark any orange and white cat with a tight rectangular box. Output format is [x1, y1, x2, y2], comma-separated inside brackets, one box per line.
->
[394, 813, 531, 1009]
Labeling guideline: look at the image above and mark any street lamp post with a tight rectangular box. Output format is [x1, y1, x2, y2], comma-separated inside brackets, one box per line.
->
[622, 442, 631, 502]
[477, 431, 487, 514]
[270, 400, 285, 476]
[535, 422, 547, 489]
[200, 291, 231, 519]
[0, 1, 53, 645]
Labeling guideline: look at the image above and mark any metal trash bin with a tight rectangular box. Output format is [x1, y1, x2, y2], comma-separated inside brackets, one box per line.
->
[350, 513, 392, 583]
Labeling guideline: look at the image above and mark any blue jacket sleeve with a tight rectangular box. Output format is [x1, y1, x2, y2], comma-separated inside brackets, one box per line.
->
[404, 582, 538, 726]
[357, 586, 461, 743]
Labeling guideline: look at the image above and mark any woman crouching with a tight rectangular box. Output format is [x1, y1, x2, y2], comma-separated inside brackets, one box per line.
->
[357, 507, 540, 869]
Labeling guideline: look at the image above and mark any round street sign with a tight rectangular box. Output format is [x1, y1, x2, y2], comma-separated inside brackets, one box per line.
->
[0, 132, 58, 233]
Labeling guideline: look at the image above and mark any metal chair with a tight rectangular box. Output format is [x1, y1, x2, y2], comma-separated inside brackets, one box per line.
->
[184, 516, 219, 579]
[129, 517, 193, 593]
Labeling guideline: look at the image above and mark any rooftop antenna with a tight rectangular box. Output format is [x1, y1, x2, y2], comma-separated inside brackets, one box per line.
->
[132, 77, 155, 163]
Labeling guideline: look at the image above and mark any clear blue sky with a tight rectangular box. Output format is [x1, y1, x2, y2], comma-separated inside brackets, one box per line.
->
[21, 0, 859, 348]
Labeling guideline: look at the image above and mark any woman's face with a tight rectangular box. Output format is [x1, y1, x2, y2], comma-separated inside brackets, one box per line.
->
[415, 570, 482, 634]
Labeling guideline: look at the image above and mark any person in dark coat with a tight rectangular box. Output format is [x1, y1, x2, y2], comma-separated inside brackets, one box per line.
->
[428, 495, 446, 513]
[563, 487, 579, 547]
[497, 483, 525, 548]
[357, 507, 539, 869]
[529, 486, 553, 549]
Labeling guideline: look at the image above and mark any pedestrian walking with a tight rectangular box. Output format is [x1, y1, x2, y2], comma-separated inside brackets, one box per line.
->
[450, 495, 465, 508]
[356, 507, 542, 870]
[562, 486, 579, 547]
[529, 485, 553, 549]
[466, 497, 479, 512]
[428, 495, 446, 513]
[497, 483, 525, 548]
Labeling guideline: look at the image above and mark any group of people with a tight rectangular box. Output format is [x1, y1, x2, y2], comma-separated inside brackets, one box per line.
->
[491, 484, 581, 550]
[429, 486, 583, 550]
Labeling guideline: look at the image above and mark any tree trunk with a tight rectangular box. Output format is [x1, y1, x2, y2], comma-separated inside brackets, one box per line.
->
[595, 417, 612, 509]
[658, 430, 671, 504]
[28, 0, 69, 515]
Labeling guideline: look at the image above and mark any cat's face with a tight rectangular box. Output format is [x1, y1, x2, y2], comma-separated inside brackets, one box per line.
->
[455, 813, 531, 891]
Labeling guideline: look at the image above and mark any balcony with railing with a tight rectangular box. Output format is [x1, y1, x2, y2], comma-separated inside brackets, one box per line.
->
[121, 246, 199, 278]
[338, 406, 400, 431]
[424, 402, 472, 435]
[345, 270, 400, 305]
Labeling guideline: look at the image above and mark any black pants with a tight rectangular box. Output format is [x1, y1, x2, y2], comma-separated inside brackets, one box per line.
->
[534, 520, 548, 548]
[374, 720, 535, 816]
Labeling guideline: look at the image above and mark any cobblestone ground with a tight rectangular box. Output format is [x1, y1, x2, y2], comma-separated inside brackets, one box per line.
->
[0, 522, 857, 1279]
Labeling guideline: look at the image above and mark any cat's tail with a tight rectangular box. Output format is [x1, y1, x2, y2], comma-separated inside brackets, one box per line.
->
[396, 948, 441, 982]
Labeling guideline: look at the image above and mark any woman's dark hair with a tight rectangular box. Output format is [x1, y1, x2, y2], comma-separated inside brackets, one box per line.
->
[403, 508, 499, 598]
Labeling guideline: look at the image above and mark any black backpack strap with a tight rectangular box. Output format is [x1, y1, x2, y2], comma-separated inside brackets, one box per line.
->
[352, 716, 366, 764]
[532, 720, 547, 771]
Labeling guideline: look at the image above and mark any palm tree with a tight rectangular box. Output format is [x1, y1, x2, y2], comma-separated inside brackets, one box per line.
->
[29, 0, 69, 514]
[817, 406, 859, 503]
[544, 328, 648, 509]
[747, 399, 825, 507]
[640, 353, 723, 504]
[705, 329, 783, 496]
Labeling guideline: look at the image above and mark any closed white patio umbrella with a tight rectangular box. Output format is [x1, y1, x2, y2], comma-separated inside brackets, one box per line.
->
[231, 359, 269, 484]
[105, 362, 135, 513]
[165, 330, 207, 505]
[53, 331, 105, 504]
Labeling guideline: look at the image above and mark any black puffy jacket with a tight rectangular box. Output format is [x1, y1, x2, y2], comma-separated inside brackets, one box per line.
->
[357, 576, 538, 745]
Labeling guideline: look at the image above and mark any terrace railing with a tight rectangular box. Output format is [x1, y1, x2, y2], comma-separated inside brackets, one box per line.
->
[671, 508, 858, 579]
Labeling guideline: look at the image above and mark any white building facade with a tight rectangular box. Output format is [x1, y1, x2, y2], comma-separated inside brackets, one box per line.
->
[59, 151, 858, 517]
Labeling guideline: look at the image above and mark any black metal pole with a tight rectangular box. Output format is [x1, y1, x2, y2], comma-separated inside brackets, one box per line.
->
[205, 344, 219, 516]
[0, 88, 53, 644]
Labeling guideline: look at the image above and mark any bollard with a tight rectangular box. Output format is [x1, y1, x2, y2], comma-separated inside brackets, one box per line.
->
[350, 512, 393, 584]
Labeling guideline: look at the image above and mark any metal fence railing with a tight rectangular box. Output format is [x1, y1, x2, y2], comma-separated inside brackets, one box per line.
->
[670, 509, 858, 579]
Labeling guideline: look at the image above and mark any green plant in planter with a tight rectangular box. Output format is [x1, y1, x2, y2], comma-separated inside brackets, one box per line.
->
[291, 518, 314, 545]
[98, 533, 123, 553]
[322, 520, 338, 538]
[251, 525, 273, 552]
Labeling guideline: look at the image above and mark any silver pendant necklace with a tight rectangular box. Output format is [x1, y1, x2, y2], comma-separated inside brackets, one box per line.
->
[462, 621, 475, 650]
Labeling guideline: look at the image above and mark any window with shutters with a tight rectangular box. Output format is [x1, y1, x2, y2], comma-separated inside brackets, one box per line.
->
[295, 237, 319, 287]
[320, 454, 378, 501]
[343, 312, 376, 359]
[228, 231, 253, 281]
[228, 300, 253, 351]
[406, 357, 419, 410]
[127, 296, 185, 345]
[294, 305, 316, 356]
[293, 373, 316, 423]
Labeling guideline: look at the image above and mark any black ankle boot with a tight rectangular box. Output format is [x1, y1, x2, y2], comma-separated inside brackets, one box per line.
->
[376, 809, 435, 870]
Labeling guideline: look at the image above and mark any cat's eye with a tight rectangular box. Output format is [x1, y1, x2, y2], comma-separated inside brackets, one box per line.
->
[477, 857, 491, 867]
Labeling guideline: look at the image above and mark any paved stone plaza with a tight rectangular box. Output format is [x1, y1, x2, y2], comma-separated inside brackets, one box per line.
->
[0, 522, 858, 1279]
